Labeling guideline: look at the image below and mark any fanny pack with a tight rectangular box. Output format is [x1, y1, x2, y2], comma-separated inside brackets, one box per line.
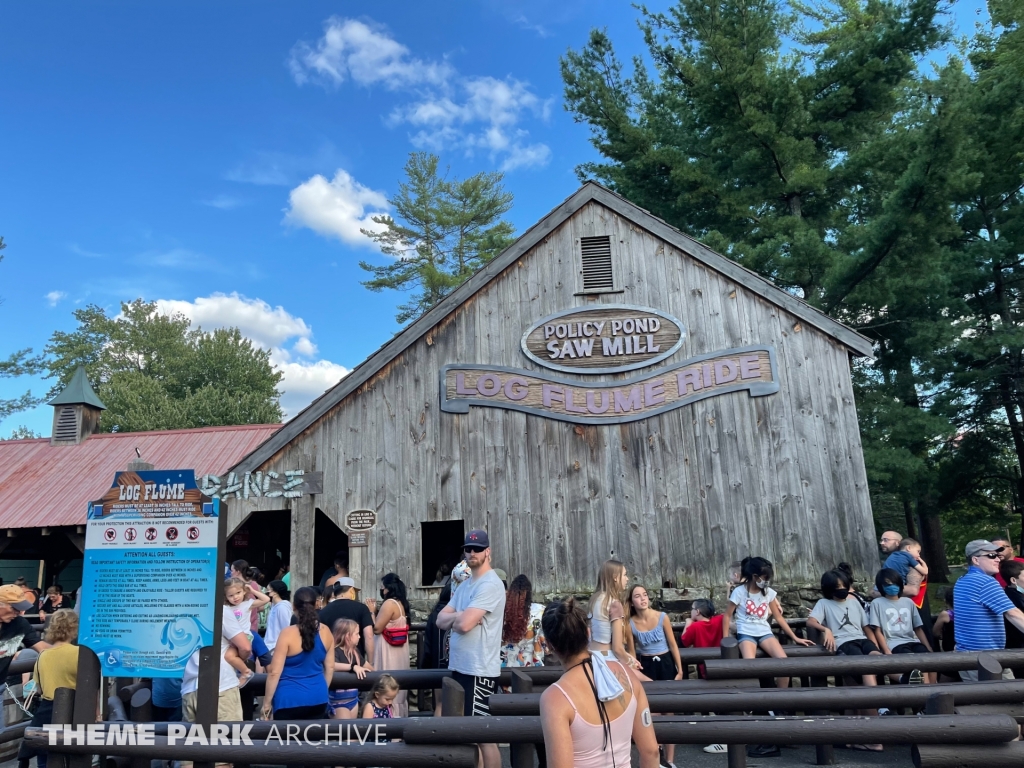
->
[382, 625, 408, 647]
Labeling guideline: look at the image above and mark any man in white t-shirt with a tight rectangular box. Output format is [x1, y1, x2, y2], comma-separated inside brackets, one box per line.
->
[180, 605, 252, 724]
[437, 529, 506, 768]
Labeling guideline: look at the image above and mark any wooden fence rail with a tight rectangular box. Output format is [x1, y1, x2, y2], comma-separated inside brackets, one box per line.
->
[488, 678, 1024, 716]
[703, 649, 1024, 679]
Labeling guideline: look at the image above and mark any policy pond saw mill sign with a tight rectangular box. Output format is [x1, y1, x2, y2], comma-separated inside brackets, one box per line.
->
[440, 304, 779, 425]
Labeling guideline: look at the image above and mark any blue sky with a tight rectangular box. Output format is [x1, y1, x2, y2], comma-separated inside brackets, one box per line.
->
[0, 0, 987, 436]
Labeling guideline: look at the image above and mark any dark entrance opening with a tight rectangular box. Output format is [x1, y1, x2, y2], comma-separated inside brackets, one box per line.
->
[313, 509, 348, 589]
[420, 520, 465, 586]
[227, 510, 290, 583]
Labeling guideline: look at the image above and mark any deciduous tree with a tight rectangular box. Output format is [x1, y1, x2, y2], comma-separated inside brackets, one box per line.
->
[45, 299, 283, 432]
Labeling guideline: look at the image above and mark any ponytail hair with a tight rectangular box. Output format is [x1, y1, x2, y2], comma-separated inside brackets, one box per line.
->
[541, 597, 590, 659]
[740, 556, 774, 583]
[542, 597, 618, 761]
[292, 586, 320, 652]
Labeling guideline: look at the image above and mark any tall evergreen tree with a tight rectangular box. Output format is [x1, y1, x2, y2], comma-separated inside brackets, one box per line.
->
[360, 153, 515, 325]
[929, 1, 1024, 548]
[561, 0, 970, 573]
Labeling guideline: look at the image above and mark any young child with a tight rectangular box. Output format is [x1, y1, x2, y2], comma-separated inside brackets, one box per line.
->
[681, 599, 725, 664]
[361, 674, 400, 739]
[885, 539, 929, 584]
[866, 569, 936, 684]
[722, 557, 814, 678]
[808, 568, 885, 750]
[330, 619, 370, 719]
[223, 577, 270, 685]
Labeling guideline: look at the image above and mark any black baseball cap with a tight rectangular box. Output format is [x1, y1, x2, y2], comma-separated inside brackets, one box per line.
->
[464, 529, 490, 548]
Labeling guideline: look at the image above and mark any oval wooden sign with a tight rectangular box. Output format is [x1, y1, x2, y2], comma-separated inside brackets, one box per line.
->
[521, 304, 685, 374]
[345, 509, 377, 531]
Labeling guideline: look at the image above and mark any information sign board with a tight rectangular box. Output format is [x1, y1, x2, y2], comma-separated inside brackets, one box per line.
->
[78, 469, 220, 677]
[346, 510, 377, 531]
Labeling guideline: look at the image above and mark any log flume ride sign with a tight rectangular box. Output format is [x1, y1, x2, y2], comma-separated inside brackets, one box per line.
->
[441, 346, 779, 425]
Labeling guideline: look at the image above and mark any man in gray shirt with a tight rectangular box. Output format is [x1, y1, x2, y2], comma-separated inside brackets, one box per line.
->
[437, 529, 506, 768]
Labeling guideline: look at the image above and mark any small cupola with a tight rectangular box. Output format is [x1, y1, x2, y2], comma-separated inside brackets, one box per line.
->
[48, 366, 106, 445]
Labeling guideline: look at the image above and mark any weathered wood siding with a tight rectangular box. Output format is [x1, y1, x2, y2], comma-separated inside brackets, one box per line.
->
[244, 201, 876, 593]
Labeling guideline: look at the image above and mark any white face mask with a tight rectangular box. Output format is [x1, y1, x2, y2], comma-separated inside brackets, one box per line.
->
[1016, 582, 1024, 595]
[756, 579, 770, 590]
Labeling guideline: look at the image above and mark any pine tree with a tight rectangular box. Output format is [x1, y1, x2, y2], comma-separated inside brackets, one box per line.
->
[359, 153, 515, 325]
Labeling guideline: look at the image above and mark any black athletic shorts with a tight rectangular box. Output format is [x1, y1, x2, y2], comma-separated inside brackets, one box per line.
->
[892, 641, 930, 655]
[639, 653, 678, 681]
[837, 638, 880, 656]
[451, 671, 499, 717]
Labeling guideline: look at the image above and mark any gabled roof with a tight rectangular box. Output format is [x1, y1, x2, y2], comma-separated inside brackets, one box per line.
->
[0, 423, 280, 529]
[234, 182, 873, 473]
[48, 365, 106, 410]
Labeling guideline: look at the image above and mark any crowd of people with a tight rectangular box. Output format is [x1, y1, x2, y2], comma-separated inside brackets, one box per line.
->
[3, 526, 1024, 768]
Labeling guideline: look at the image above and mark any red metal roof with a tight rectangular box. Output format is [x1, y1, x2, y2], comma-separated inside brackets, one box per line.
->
[0, 424, 281, 529]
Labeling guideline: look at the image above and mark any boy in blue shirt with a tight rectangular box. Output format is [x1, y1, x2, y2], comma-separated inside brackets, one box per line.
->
[885, 538, 928, 583]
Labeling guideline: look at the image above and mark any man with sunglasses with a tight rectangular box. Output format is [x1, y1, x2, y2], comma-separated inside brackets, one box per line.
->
[991, 538, 1024, 587]
[954, 540, 1024, 681]
[436, 529, 506, 768]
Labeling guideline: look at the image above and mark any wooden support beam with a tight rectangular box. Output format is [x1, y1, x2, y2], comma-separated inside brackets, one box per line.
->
[441, 676, 465, 718]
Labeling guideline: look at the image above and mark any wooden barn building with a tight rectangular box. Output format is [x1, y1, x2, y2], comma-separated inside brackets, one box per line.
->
[227, 183, 878, 599]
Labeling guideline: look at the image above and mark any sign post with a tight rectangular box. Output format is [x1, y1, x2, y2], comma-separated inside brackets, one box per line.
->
[78, 469, 221, 677]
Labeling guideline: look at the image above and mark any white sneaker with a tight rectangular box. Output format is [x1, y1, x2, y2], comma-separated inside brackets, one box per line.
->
[704, 744, 728, 753]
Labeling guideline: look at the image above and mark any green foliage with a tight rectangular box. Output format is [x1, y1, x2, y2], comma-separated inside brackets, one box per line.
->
[360, 153, 516, 325]
[44, 299, 284, 432]
[561, 0, 1024, 571]
[0, 237, 45, 421]
[2, 425, 41, 440]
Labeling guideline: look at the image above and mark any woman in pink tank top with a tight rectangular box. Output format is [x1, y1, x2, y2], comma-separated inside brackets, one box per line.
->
[539, 598, 660, 768]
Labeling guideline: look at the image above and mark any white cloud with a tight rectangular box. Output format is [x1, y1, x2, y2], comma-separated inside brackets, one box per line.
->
[289, 18, 452, 89]
[290, 17, 551, 170]
[153, 293, 349, 418]
[284, 169, 389, 246]
[45, 291, 67, 307]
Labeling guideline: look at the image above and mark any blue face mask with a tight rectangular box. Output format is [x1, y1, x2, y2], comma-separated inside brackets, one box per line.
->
[883, 584, 900, 596]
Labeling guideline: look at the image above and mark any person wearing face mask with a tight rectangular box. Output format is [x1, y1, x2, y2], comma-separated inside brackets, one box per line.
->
[865, 569, 936, 684]
[722, 557, 813, 759]
[808, 569, 886, 751]
[364, 572, 410, 717]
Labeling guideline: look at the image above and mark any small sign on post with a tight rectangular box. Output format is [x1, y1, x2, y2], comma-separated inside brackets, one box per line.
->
[78, 469, 221, 677]
[346, 509, 377, 531]
[348, 532, 369, 547]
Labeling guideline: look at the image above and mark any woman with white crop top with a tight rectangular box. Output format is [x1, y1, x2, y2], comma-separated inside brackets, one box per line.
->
[588, 560, 641, 671]
[540, 598, 660, 768]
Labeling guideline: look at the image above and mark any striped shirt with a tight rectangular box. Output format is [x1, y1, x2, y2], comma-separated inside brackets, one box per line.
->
[953, 566, 1015, 651]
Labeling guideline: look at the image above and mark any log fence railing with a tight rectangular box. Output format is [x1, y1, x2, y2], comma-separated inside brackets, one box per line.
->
[19, 636, 1024, 768]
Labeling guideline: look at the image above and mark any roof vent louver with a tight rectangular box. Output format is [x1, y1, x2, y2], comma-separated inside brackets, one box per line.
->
[581, 235, 614, 291]
[53, 406, 78, 442]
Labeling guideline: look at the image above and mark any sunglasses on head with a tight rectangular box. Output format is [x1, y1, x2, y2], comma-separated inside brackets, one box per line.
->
[464, 546, 486, 554]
